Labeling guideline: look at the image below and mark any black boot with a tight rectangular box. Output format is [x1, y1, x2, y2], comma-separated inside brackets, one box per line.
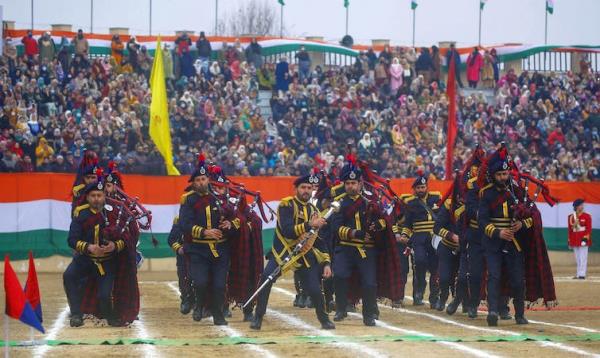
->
[500, 311, 513, 320]
[467, 306, 478, 319]
[250, 315, 263, 330]
[313, 294, 335, 330]
[211, 289, 228, 326]
[180, 296, 192, 315]
[446, 298, 460, 315]
[334, 277, 348, 321]
[305, 295, 314, 308]
[515, 316, 529, 325]
[243, 307, 254, 322]
[192, 289, 205, 322]
[293, 294, 301, 307]
[362, 288, 377, 327]
[487, 311, 498, 327]
[100, 301, 119, 326]
[297, 294, 307, 308]
[413, 292, 424, 306]
[70, 314, 84, 327]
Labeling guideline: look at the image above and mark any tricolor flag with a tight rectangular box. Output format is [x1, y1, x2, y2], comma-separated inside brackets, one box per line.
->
[480, 0, 487, 10]
[4, 255, 45, 333]
[411, 0, 418, 10]
[24, 251, 43, 323]
[546, 0, 554, 14]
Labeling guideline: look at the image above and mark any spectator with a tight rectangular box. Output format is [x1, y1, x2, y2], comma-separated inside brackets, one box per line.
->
[21, 30, 39, 59]
[466, 47, 484, 88]
[431, 45, 441, 84]
[127, 36, 141, 72]
[275, 56, 290, 92]
[481, 49, 496, 88]
[196, 31, 212, 74]
[415, 47, 434, 84]
[163, 43, 174, 80]
[245, 37, 263, 69]
[111, 35, 124, 66]
[295, 45, 311, 83]
[389, 57, 404, 94]
[445, 43, 463, 88]
[38, 31, 56, 64]
[72, 29, 89, 59]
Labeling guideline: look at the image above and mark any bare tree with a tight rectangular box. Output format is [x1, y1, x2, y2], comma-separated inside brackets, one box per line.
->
[218, 0, 282, 36]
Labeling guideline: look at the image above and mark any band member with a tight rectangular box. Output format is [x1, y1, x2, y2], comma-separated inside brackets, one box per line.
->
[71, 150, 100, 214]
[250, 172, 335, 330]
[391, 194, 412, 307]
[433, 172, 467, 313]
[179, 155, 238, 325]
[63, 179, 128, 327]
[568, 199, 592, 279]
[330, 157, 387, 326]
[478, 148, 531, 326]
[168, 215, 194, 314]
[400, 171, 441, 307]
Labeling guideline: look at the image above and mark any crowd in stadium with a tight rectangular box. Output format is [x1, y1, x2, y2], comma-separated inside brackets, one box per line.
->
[0, 31, 598, 181]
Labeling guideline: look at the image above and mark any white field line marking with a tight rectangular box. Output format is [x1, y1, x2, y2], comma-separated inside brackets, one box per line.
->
[273, 287, 500, 358]
[405, 295, 600, 334]
[384, 297, 599, 357]
[265, 307, 387, 358]
[554, 279, 600, 283]
[33, 304, 69, 358]
[165, 282, 277, 358]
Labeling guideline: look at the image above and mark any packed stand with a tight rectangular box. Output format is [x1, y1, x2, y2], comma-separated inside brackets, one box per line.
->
[0, 32, 598, 181]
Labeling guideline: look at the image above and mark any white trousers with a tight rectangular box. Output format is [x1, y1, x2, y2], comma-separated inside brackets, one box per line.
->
[573, 246, 589, 278]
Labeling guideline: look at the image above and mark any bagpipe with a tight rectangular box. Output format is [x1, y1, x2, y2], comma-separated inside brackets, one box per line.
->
[209, 179, 276, 223]
[100, 197, 138, 245]
[242, 200, 341, 309]
[112, 186, 153, 230]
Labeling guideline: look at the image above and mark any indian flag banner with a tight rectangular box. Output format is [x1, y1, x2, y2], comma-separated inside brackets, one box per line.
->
[546, 0, 554, 14]
[411, 0, 418, 10]
[0, 173, 599, 260]
[480, 0, 487, 10]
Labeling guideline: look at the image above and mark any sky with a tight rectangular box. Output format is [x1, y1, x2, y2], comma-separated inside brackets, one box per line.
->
[1, 0, 599, 47]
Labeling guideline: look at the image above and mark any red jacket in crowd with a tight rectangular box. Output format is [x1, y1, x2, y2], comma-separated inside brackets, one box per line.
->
[568, 212, 592, 247]
[21, 35, 39, 56]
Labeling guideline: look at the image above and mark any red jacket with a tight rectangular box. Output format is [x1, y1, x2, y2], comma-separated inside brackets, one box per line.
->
[568, 212, 592, 247]
[21, 36, 39, 56]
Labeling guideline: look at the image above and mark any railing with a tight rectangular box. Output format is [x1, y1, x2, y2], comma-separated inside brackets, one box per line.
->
[521, 51, 599, 73]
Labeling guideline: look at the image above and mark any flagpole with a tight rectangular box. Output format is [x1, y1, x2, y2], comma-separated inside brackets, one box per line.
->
[412, 8, 416, 47]
[280, 4, 283, 38]
[214, 0, 218, 35]
[478, 2, 482, 46]
[345, 6, 349, 35]
[149, 0, 152, 35]
[544, 2, 548, 45]
[4, 314, 8, 358]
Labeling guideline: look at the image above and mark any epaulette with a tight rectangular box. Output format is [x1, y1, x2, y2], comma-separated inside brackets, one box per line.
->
[279, 196, 294, 207]
[404, 195, 417, 203]
[443, 198, 452, 210]
[73, 203, 90, 218]
[466, 177, 478, 190]
[72, 184, 85, 197]
[180, 190, 196, 205]
[428, 191, 442, 197]
[334, 192, 348, 202]
[173, 215, 179, 224]
[479, 183, 494, 198]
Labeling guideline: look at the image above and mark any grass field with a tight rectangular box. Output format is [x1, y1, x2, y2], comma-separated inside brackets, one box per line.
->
[2, 266, 600, 357]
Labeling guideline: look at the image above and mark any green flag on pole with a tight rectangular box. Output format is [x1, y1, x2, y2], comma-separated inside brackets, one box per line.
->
[344, 0, 349, 8]
[546, 0, 554, 14]
[411, 0, 418, 10]
[480, 0, 487, 10]
[278, 0, 285, 5]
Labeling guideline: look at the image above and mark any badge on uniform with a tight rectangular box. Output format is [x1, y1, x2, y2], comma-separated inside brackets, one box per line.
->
[104, 204, 113, 211]
[349, 171, 357, 180]
[98, 182, 103, 190]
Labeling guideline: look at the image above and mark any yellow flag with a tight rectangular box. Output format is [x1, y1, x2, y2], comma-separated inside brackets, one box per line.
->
[149, 37, 180, 176]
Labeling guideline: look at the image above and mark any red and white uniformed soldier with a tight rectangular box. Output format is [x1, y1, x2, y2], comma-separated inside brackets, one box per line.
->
[568, 199, 592, 279]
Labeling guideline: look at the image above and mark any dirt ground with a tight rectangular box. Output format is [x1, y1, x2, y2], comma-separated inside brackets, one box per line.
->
[1, 266, 599, 357]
